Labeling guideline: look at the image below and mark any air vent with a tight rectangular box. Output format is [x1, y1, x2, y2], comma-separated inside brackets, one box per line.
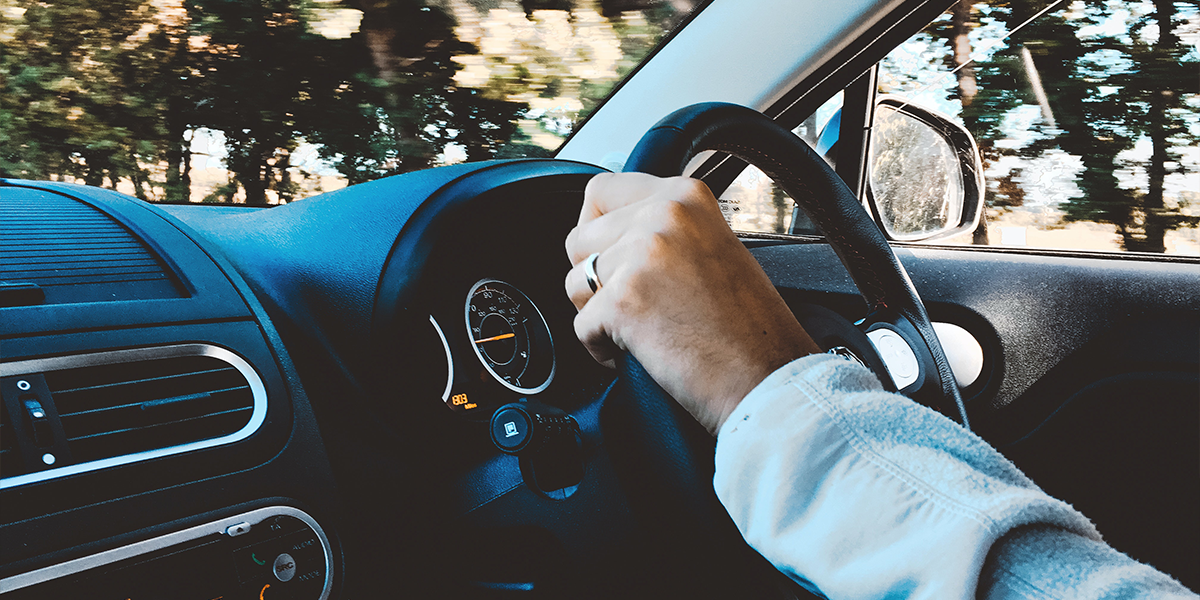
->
[0, 404, 16, 478]
[0, 345, 266, 488]
[49, 356, 254, 462]
[0, 187, 182, 305]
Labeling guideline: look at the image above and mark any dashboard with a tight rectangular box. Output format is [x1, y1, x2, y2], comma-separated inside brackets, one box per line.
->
[0, 160, 653, 599]
[0, 181, 343, 598]
[3, 157, 1197, 597]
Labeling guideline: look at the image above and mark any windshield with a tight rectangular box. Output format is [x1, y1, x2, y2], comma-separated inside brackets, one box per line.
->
[0, 0, 701, 204]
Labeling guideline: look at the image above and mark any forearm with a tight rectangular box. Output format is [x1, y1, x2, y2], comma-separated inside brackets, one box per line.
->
[713, 354, 1193, 599]
[981, 525, 1194, 600]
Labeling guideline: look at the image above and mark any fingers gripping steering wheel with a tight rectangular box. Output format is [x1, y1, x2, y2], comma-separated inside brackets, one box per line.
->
[599, 102, 968, 598]
[620, 102, 967, 423]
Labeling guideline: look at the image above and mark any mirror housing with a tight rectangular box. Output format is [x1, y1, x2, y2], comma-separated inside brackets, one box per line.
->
[867, 96, 984, 242]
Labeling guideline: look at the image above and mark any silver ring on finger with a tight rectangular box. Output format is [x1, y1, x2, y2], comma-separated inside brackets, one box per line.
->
[584, 252, 603, 293]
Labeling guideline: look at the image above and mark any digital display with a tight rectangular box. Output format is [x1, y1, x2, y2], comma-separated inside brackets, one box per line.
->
[449, 393, 477, 411]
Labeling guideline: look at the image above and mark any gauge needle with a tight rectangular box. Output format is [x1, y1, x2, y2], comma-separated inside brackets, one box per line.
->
[474, 332, 516, 344]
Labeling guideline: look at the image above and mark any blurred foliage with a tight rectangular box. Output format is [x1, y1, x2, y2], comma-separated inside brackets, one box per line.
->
[923, 0, 1199, 252]
[10, 0, 1190, 256]
[0, 0, 693, 204]
[0, 0, 178, 198]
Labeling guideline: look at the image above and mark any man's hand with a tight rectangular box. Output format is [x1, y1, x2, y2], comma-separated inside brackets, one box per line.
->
[564, 173, 820, 435]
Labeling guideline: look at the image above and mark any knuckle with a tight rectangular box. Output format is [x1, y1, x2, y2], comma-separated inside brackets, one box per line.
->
[564, 266, 576, 294]
[667, 175, 706, 198]
[642, 196, 689, 230]
[642, 231, 672, 261]
[661, 197, 690, 223]
[583, 172, 611, 200]
[564, 226, 580, 257]
[572, 310, 588, 338]
[609, 274, 645, 319]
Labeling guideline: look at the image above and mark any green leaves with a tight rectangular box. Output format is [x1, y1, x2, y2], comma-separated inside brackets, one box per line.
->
[0, 0, 691, 204]
[938, 0, 1198, 252]
[0, 0, 530, 203]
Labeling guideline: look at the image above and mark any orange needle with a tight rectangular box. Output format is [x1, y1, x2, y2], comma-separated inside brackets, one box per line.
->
[474, 332, 516, 344]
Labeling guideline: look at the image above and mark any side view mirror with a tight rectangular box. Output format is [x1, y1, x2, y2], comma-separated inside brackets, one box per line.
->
[866, 96, 984, 241]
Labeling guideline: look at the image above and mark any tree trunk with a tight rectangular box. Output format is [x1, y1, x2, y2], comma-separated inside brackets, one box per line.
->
[181, 140, 192, 202]
[129, 155, 149, 201]
[83, 156, 103, 187]
[164, 26, 190, 203]
[1132, 0, 1175, 254]
[277, 150, 294, 203]
[772, 182, 790, 234]
[241, 146, 269, 205]
[346, 0, 400, 109]
[165, 117, 188, 202]
[950, 0, 987, 245]
[950, 0, 977, 107]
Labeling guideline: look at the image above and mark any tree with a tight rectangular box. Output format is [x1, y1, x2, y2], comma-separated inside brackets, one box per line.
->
[961, 0, 1198, 252]
[185, 0, 333, 204]
[1056, 0, 1199, 252]
[1, 0, 698, 202]
[336, 0, 526, 172]
[0, 0, 176, 198]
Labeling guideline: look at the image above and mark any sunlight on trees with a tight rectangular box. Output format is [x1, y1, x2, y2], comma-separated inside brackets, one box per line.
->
[1, 0, 1194, 256]
[0, 0, 691, 204]
[877, 0, 1198, 254]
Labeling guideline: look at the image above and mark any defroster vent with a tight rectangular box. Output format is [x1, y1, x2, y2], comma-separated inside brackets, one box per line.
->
[0, 187, 182, 305]
[0, 345, 267, 488]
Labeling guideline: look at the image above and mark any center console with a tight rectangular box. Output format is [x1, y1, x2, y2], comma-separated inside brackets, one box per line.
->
[0, 506, 333, 600]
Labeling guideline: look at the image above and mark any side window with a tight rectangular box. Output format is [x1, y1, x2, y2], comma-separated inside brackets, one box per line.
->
[718, 92, 842, 235]
[725, 0, 1199, 256]
[879, 0, 1198, 255]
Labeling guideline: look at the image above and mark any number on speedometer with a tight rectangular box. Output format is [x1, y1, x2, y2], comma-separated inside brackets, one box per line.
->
[465, 279, 555, 394]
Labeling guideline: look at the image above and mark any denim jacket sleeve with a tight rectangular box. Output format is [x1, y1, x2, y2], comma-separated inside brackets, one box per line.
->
[713, 354, 1196, 600]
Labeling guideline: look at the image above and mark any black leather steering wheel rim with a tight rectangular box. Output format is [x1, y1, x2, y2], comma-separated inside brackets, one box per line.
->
[598, 103, 968, 598]
[619, 101, 967, 425]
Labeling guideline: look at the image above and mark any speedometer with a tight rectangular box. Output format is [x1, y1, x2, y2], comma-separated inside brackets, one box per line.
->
[465, 279, 555, 394]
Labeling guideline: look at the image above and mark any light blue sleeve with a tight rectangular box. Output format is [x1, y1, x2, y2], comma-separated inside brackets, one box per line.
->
[713, 354, 1196, 600]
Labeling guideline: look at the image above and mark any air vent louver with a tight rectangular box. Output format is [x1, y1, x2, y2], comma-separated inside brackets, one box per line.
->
[0, 404, 16, 477]
[0, 345, 266, 488]
[0, 187, 182, 304]
[47, 355, 255, 463]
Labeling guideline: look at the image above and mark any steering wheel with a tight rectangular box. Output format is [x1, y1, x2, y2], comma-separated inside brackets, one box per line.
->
[599, 102, 968, 599]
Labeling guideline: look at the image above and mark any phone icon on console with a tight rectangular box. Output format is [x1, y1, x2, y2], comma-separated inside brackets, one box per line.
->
[252, 553, 267, 566]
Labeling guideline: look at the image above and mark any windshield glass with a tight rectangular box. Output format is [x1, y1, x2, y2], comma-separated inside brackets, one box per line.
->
[0, 0, 701, 204]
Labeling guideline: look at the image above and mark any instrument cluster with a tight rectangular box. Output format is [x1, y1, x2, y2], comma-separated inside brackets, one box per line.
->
[424, 278, 559, 420]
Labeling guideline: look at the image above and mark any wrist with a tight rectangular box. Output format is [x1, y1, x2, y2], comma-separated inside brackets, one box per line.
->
[709, 330, 817, 434]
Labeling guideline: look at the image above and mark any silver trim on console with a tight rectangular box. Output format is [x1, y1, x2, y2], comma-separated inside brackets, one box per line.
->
[0, 505, 334, 599]
[0, 344, 269, 490]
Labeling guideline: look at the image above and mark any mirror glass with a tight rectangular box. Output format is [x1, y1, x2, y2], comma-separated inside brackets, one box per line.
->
[869, 105, 964, 239]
